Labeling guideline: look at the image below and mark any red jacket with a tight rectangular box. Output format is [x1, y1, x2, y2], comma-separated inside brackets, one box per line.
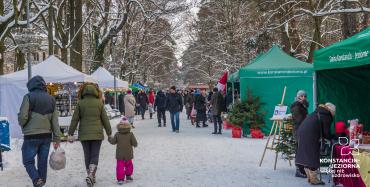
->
[148, 92, 155, 104]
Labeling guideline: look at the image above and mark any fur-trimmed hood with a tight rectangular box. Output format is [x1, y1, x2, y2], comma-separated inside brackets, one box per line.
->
[117, 123, 131, 133]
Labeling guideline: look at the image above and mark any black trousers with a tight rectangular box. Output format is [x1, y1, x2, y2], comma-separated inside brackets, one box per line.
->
[213, 115, 222, 133]
[81, 140, 102, 170]
[157, 110, 166, 125]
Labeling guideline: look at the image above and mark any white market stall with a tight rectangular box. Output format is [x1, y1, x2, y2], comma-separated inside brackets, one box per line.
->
[0, 55, 95, 138]
[91, 67, 128, 89]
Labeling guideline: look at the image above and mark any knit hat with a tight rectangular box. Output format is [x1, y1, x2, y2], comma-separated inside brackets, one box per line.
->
[325, 102, 336, 116]
[117, 116, 132, 130]
[127, 89, 132, 94]
[120, 116, 130, 124]
[295, 90, 307, 101]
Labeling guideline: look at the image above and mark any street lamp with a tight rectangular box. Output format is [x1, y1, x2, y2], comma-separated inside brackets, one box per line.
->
[108, 55, 120, 109]
[14, 28, 42, 80]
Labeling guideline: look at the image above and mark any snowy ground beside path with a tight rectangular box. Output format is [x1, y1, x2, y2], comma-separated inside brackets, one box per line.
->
[1, 113, 332, 187]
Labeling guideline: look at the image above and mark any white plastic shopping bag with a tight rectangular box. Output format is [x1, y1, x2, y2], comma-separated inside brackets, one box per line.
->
[49, 147, 66, 170]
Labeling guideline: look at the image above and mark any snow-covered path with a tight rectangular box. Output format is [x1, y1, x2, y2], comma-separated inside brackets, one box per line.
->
[1, 113, 331, 187]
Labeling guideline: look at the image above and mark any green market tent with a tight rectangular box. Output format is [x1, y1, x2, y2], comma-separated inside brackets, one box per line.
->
[228, 71, 239, 83]
[239, 45, 314, 134]
[314, 27, 370, 131]
[227, 71, 240, 100]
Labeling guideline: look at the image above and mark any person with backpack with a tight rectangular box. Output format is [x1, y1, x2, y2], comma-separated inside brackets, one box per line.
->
[18, 76, 62, 187]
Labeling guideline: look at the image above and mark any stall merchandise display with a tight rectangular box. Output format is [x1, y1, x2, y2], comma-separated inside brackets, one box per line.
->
[348, 119, 364, 144]
[48, 83, 79, 117]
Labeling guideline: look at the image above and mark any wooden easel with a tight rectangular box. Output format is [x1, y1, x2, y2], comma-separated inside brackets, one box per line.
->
[259, 86, 292, 170]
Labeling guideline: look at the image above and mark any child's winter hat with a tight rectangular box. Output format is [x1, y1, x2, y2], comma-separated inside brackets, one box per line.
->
[120, 116, 130, 124]
[117, 116, 132, 129]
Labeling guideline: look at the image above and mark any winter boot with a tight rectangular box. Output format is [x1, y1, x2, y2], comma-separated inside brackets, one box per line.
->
[304, 168, 325, 185]
[126, 175, 133, 181]
[92, 166, 97, 183]
[86, 164, 97, 187]
[202, 123, 208, 127]
[196, 122, 200, 128]
[34, 178, 45, 187]
[295, 168, 307, 178]
[217, 131, 222, 134]
[212, 132, 217, 134]
[158, 124, 162, 127]
[117, 180, 124, 185]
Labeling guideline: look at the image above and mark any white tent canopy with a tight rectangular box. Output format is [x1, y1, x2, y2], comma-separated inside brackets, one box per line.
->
[91, 67, 128, 89]
[0, 55, 96, 138]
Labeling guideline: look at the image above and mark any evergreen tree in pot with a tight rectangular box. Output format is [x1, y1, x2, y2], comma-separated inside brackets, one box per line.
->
[226, 89, 266, 138]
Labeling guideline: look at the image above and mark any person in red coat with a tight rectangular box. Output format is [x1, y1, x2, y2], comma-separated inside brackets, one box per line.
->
[148, 89, 155, 119]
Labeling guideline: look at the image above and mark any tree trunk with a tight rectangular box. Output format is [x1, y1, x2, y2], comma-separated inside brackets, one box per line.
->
[0, 0, 4, 75]
[73, 0, 83, 71]
[16, 50, 26, 70]
[289, 18, 302, 56]
[341, 1, 358, 38]
[48, 0, 54, 55]
[69, 0, 75, 66]
[308, 17, 322, 63]
[0, 42, 4, 75]
[280, 22, 291, 54]
[362, 0, 370, 29]
[61, 47, 68, 63]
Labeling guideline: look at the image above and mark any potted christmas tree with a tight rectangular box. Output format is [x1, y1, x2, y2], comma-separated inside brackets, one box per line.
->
[226, 89, 265, 138]
[245, 89, 266, 138]
[226, 100, 245, 138]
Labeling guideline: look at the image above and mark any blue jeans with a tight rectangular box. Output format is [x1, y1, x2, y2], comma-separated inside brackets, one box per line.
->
[22, 138, 51, 184]
[170, 112, 180, 131]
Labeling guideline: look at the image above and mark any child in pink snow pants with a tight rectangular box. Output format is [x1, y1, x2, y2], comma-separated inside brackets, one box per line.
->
[108, 119, 138, 185]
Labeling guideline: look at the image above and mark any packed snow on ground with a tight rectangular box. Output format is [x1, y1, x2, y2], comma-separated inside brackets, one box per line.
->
[0, 113, 332, 187]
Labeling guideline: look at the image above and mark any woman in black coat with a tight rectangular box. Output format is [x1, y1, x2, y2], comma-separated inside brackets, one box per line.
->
[295, 103, 336, 185]
[194, 89, 208, 128]
[290, 90, 309, 178]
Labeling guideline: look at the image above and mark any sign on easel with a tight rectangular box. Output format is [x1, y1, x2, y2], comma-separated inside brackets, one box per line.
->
[272, 106, 288, 120]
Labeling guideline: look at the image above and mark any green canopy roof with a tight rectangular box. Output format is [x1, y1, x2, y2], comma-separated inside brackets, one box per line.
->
[314, 27, 370, 71]
[227, 71, 239, 82]
[239, 45, 313, 77]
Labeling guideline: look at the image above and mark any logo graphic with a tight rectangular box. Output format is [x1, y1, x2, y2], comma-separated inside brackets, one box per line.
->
[339, 137, 360, 156]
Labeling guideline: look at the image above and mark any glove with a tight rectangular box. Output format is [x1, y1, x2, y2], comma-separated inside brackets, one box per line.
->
[67, 135, 75, 143]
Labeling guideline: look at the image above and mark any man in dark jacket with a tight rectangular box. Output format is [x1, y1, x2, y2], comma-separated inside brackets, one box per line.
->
[166, 86, 183, 133]
[194, 89, 208, 128]
[136, 90, 149, 120]
[210, 88, 225, 134]
[290, 90, 309, 178]
[154, 90, 167, 127]
[295, 103, 335, 185]
[18, 76, 62, 187]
